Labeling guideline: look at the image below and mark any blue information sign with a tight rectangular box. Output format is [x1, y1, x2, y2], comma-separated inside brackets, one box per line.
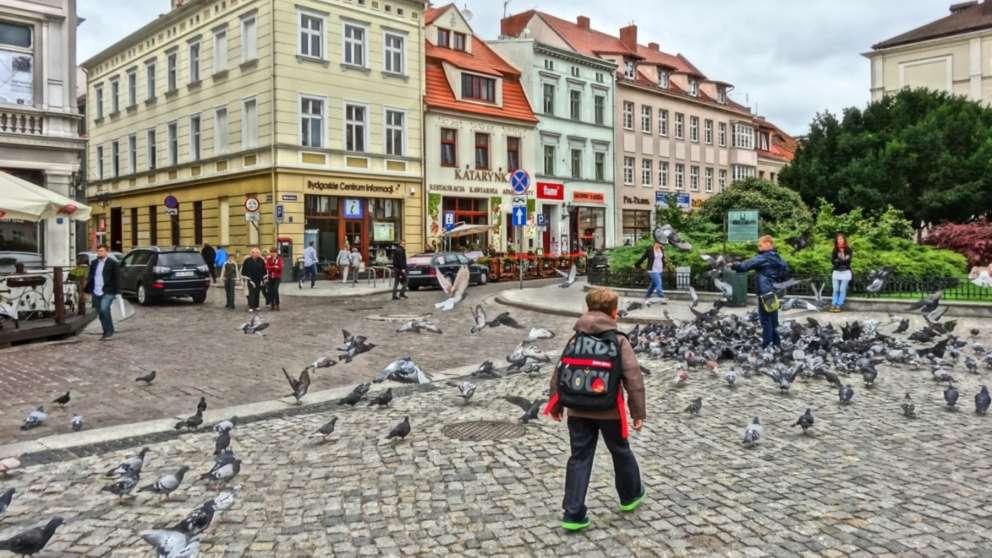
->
[510, 169, 530, 195]
[536, 213, 547, 227]
[275, 204, 285, 223]
[676, 193, 691, 209]
[343, 198, 363, 219]
[512, 206, 527, 227]
[443, 211, 456, 231]
[655, 192, 670, 208]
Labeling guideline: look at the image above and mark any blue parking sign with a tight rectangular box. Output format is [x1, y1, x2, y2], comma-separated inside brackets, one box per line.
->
[443, 211, 456, 231]
[512, 206, 527, 227]
[536, 213, 547, 227]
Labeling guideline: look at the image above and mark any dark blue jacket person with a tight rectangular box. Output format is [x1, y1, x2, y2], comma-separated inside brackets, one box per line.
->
[732, 235, 790, 348]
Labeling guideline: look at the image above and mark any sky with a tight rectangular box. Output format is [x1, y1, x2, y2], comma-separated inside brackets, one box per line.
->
[77, 0, 949, 136]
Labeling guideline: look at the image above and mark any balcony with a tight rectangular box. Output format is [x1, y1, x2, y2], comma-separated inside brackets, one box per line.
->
[0, 109, 44, 136]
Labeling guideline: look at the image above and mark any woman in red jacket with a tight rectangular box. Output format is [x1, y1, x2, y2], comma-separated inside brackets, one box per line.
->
[265, 247, 283, 311]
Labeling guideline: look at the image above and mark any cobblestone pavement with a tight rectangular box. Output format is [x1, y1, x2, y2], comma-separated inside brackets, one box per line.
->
[0, 279, 573, 445]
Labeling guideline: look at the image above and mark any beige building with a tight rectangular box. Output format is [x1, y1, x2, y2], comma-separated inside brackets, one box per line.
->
[867, 1, 992, 104]
[83, 0, 425, 268]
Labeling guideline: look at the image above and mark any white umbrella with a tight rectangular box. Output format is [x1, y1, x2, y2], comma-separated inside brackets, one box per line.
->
[441, 223, 496, 239]
[0, 170, 91, 222]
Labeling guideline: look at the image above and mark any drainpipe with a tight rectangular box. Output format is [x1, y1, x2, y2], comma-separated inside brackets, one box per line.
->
[269, 0, 278, 248]
[419, 13, 427, 253]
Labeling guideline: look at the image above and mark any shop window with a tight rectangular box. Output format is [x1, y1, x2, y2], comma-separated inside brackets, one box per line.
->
[623, 210, 651, 244]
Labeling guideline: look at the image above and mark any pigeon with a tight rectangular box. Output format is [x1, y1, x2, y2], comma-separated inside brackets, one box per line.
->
[907, 290, 943, 314]
[102, 471, 140, 498]
[838, 384, 854, 405]
[525, 328, 556, 343]
[375, 358, 431, 384]
[618, 301, 643, 318]
[213, 417, 239, 434]
[20, 406, 46, 430]
[762, 366, 800, 393]
[688, 286, 700, 308]
[106, 447, 150, 477]
[724, 369, 738, 387]
[793, 409, 814, 433]
[944, 384, 960, 408]
[555, 263, 577, 288]
[307, 356, 337, 371]
[52, 391, 70, 408]
[396, 319, 442, 334]
[207, 485, 241, 512]
[712, 276, 734, 300]
[976, 385, 991, 416]
[367, 388, 394, 407]
[486, 311, 525, 330]
[140, 527, 200, 558]
[435, 265, 471, 311]
[70, 414, 84, 432]
[338, 383, 371, 406]
[239, 312, 269, 335]
[503, 395, 545, 423]
[387, 417, 411, 440]
[924, 305, 948, 324]
[781, 297, 819, 312]
[0, 517, 64, 557]
[862, 365, 878, 388]
[448, 380, 477, 403]
[174, 409, 204, 431]
[892, 319, 910, 334]
[135, 370, 157, 385]
[0, 487, 14, 517]
[201, 458, 241, 484]
[337, 333, 376, 363]
[214, 430, 231, 456]
[196, 397, 207, 414]
[282, 367, 312, 404]
[684, 397, 702, 416]
[139, 466, 190, 498]
[742, 417, 762, 446]
[173, 500, 216, 536]
[311, 416, 338, 441]
[901, 392, 916, 418]
[865, 268, 891, 293]
[654, 224, 692, 250]
[472, 360, 500, 378]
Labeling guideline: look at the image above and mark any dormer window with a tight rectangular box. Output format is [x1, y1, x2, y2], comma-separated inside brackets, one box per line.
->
[437, 28, 450, 48]
[658, 69, 669, 88]
[623, 60, 635, 79]
[462, 73, 496, 103]
[688, 78, 699, 96]
[717, 87, 727, 104]
[453, 32, 467, 51]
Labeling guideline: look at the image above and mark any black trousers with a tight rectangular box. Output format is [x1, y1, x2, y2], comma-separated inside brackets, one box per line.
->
[392, 271, 407, 298]
[268, 278, 281, 306]
[758, 304, 781, 348]
[563, 416, 643, 522]
[224, 278, 236, 308]
[247, 282, 262, 310]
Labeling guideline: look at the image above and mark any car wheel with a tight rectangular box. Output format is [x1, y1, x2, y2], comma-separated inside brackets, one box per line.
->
[191, 291, 207, 304]
[136, 283, 152, 305]
[478, 271, 488, 285]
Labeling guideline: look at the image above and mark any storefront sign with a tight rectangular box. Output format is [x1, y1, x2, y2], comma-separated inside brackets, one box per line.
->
[677, 193, 691, 209]
[623, 195, 651, 206]
[691, 198, 704, 209]
[343, 199, 363, 219]
[454, 169, 511, 183]
[655, 192, 671, 208]
[428, 184, 515, 196]
[536, 182, 564, 201]
[573, 191, 605, 204]
[727, 210, 760, 242]
[373, 222, 396, 241]
[306, 180, 397, 195]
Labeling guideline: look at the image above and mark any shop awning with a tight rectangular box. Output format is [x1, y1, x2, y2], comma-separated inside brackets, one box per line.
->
[441, 223, 497, 238]
[0, 171, 91, 222]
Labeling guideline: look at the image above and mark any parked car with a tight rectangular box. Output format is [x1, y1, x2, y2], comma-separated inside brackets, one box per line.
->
[76, 251, 123, 266]
[0, 251, 43, 274]
[119, 246, 211, 305]
[406, 252, 489, 290]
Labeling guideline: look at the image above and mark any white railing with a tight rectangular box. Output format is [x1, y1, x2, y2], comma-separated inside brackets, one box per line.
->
[0, 109, 44, 136]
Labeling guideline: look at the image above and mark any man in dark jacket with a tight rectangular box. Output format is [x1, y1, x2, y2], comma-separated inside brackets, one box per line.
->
[201, 243, 216, 283]
[83, 244, 121, 340]
[241, 247, 267, 311]
[391, 240, 408, 300]
[733, 235, 790, 348]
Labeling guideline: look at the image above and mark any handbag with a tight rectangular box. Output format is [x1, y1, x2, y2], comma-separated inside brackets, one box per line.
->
[760, 292, 781, 313]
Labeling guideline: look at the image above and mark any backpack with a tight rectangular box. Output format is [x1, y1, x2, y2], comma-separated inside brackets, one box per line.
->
[555, 331, 625, 411]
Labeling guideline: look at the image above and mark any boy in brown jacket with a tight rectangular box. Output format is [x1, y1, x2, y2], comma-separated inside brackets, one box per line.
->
[545, 287, 647, 531]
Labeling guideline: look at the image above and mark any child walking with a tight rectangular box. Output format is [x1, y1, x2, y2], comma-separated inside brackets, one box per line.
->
[545, 287, 647, 531]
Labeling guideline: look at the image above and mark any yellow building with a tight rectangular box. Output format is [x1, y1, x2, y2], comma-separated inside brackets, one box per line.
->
[82, 0, 425, 268]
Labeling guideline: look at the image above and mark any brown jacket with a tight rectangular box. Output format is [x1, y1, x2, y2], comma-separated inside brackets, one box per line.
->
[549, 311, 647, 421]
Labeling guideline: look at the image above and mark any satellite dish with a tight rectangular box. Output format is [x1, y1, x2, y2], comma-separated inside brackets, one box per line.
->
[462, 3, 473, 20]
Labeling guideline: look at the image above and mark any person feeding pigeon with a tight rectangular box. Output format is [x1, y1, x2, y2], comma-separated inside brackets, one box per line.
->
[732, 235, 791, 349]
[635, 240, 666, 303]
[544, 287, 646, 532]
[241, 248, 267, 312]
[831, 233, 853, 312]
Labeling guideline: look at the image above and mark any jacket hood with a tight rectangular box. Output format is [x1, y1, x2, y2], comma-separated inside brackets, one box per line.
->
[574, 311, 618, 335]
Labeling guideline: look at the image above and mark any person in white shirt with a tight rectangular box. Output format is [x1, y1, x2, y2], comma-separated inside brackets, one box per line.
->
[336, 244, 352, 283]
[300, 241, 318, 289]
[83, 244, 121, 340]
[349, 248, 363, 286]
[635, 241, 666, 303]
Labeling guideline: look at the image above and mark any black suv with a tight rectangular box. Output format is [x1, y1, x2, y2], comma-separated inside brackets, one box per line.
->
[119, 246, 211, 305]
[406, 252, 489, 290]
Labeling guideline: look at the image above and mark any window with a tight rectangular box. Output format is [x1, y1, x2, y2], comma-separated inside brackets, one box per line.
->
[301, 97, 324, 147]
[596, 72, 604, 83]
[641, 105, 652, 133]
[759, 132, 770, 151]
[571, 66, 580, 77]
[189, 42, 200, 82]
[675, 163, 684, 190]
[704, 119, 713, 145]
[623, 60, 635, 79]
[719, 169, 727, 191]
[194, 201, 203, 245]
[453, 32, 466, 51]
[440, 128, 456, 166]
[112, 141, 120, 176]
[623, 210, 651, 244]
[241, 14, 257, 61]
[299, 12, 323, 59]
[147, 129, 157, 170]
[167, 52, 178, 91]
[717, 87, 727, 104]
[543, 144, 555, 175]
[384, 33, 404, 74]
[130, 208, 139, 247]
[437, 28, 450, 48]
[718, 122, 727, 147]
[543, 59, 554, 71]
[688, 78, 699, 96]
[705, 167, 714, 192]
[733, 123, 755, 149]
[0, 22, 31, 48]
[542, 84, 554, 114]
[658, 110, 668, 136]
[506, 136, 520, 172]
[732, 165, 755, 182]
[190, 115, 202, 161]
[213, 29, 228, 73]
[110, 79, 119, 113]
[689, 116, 699, 143]
[623, 156, 634, 185]
[641, 159, 652, 185]
[148, 206, 158, 245]
[168, 122, 178, 165]
[622, 101, 634, 130]
[345, 103, 367, 152]
[145, 62, 156, 99]
[385, 109, 405, 156]
[569, 90, 581, 120]
[462, 74, 496, 103]
[658, 69, 669, 88]
[242, 98, 257, 148]
[343, 23, 367, 67]
[570, 149, 582, 179]
[474, 133, 489, 169]
[214, 108, 228, 154]
[128, 134, 137, 173]
[690, 166, 699, 191]
[595, 152, 605, 181]
[96, 145, 104, 179]
[594, 95, 605, 125]
[674, 113, 684, 139]
[95, 86, 104, 119]
[126, 70, 136, 106]
[659, 160, 669, 188]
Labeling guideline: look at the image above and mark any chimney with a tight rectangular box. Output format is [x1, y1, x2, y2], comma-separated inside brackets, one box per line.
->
[648, 42, 660, 51]
[172, 0, 187, 9]
[950, 1, 977, 13]
[619, 24, 638, 51]
[576, 16, 590, 30]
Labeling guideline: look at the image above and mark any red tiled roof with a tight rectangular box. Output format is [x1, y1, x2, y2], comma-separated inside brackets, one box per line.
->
[426, 36, 521, 77]
[873, 1, 992, 50]
[636, 46, 704, 77]
[757, 119, 797, 162]
[502, 10, 641, 58]
[425, 3, 452, 25]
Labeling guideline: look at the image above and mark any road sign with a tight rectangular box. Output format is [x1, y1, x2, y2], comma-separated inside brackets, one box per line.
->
[536, 213, 547, 227]
[512, 206, 527, 227]
[727, 210, 760, 242]
[164, 195, 179, 209]
[510, 169, 530, 195]
[165, 207, 178, 217]
[443, 211, 456, 231]
[244, 196, 260, 212]
[245, 212, 260, 223]
[511, 195, 527, 207]
[275, 204, 285, 223]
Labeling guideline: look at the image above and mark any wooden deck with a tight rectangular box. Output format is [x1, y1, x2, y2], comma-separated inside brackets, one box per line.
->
[0, 311, 97, 346]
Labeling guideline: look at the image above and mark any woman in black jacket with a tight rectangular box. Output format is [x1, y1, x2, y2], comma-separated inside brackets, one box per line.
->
[831, 233, 852, 312]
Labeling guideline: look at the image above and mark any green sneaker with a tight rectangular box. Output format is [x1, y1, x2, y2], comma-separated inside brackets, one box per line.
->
[561, 517, 591, 531]
[620, 490, 647, 513]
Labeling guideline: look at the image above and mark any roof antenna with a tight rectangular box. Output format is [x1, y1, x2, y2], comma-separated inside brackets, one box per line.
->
[462, 2, 473, 21]
[503, 0, 511, 19]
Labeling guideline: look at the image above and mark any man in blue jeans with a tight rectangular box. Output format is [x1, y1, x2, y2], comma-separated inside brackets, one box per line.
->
[300, 241, 318, 289]
[733, 235, 790, 348]
[635, 240, 666, 303]
[84, 244, 121, 341]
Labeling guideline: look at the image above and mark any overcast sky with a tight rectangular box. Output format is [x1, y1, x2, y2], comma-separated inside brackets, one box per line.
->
[78, 0, 949, 135]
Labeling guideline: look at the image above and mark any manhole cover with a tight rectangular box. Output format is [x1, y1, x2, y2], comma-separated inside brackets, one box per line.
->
[442, 420, 528, 441]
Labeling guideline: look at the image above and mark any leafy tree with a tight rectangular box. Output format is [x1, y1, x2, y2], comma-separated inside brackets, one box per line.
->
[780, 88, 992, 230]
[923, 219, 992, 267]
[693, 177, 812, 241]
